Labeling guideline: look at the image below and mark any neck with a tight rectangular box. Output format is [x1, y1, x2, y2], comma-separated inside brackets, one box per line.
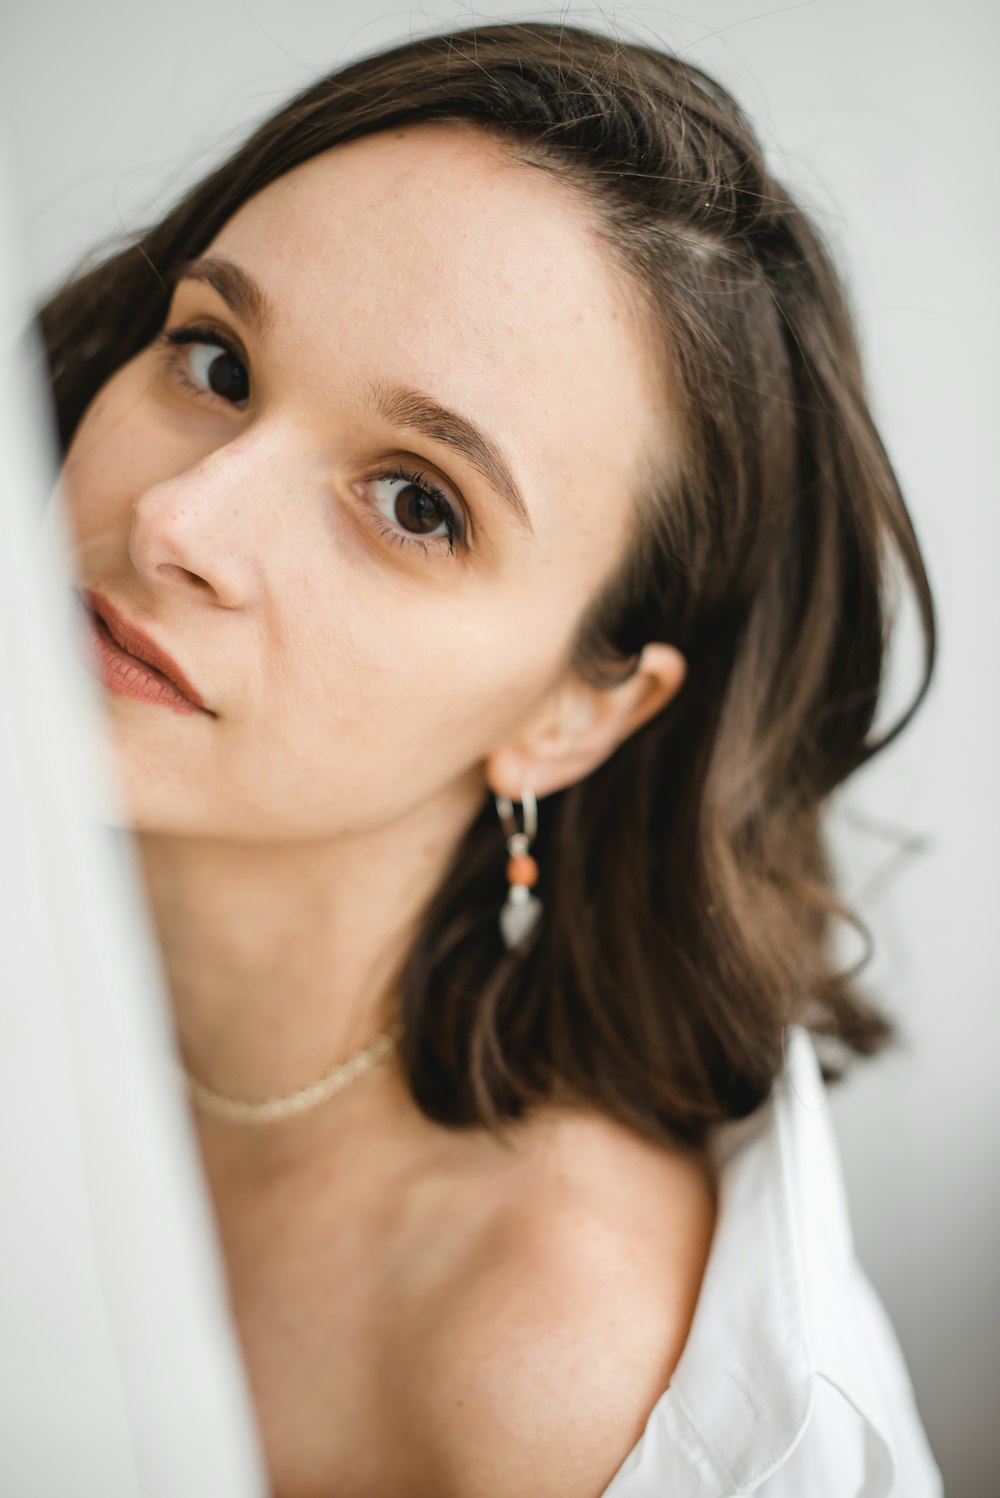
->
[134, 776, 484, 1133]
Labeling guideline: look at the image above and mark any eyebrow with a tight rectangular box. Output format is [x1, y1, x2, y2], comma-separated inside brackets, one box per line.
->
[172, 255, 532, 534]
[360, 380, 532, 534]
[174, 255, 274, 336]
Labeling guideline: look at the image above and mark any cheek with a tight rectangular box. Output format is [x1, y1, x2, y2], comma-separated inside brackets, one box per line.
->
[229, 591, 564, 833]
[61, 372, 159, 527]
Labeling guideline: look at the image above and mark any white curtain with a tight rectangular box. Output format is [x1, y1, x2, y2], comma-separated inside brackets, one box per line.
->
[0, 137, 268, 1498]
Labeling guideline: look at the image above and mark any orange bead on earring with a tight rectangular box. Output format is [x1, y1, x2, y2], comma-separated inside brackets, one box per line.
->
[506, 854, 538, 888]
[495, 789, 543, 950]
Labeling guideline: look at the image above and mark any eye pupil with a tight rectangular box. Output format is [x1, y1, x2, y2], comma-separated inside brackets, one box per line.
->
[395, 485, 440, 534]
[207, 351, 248, 403]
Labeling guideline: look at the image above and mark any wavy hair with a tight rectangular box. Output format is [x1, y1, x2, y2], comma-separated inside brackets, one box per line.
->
[38, 21, 936, 1146]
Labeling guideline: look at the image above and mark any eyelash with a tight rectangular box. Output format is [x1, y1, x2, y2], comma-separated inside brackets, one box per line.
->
[369, 467, 461, 556]
[151, 322, 464, 558]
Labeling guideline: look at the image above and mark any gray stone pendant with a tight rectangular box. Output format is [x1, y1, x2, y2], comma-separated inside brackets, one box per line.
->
[500, 884, 543, 950]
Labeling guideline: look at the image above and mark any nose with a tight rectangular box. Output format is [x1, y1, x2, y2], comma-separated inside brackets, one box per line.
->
[128, 437, 275, 608]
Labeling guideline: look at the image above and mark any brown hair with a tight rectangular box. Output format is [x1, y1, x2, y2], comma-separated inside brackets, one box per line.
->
[38, 21, 936, 1147]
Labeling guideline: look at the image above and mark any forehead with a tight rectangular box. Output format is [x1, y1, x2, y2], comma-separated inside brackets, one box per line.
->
[206, 122, 672, 547]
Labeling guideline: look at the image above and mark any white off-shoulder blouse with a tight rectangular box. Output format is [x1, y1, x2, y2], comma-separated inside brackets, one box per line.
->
[601, 1026, 943, 1497]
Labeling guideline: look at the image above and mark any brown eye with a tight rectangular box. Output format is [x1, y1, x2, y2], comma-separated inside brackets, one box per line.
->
[369, 468, 463, 556]
[186, 342, 250, 405]
[159, 325, 251, 409]
[394, 482, 445, 534]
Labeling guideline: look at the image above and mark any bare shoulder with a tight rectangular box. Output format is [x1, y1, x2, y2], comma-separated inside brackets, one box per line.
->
[395, 1108, 718, 1498]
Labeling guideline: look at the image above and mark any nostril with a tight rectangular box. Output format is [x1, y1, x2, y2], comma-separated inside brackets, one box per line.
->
[157, 562, 213, 590]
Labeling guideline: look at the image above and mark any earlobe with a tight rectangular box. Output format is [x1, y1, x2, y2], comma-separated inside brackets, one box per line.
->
[486, 642, 687, 803]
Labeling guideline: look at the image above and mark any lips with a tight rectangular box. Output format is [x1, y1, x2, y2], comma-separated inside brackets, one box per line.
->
[81, 588, 212, 713]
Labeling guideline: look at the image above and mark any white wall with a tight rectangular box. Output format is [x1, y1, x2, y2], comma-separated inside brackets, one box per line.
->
[2, 2, 996, 1491]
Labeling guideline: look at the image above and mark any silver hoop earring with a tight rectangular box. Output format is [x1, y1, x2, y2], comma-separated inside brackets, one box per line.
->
[495, 787, 543, 950]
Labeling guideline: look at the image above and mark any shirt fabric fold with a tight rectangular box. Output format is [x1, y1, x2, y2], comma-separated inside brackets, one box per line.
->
[602, 1026, 943, 1497]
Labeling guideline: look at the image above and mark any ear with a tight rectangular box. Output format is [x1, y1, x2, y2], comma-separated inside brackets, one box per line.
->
[486, 643, 687, 802]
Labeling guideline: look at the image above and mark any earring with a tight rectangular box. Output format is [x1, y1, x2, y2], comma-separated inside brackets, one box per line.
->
[495, 788, 543, 951]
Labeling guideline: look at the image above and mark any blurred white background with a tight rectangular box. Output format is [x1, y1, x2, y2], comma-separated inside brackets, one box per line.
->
[1, 2, 996, 1492]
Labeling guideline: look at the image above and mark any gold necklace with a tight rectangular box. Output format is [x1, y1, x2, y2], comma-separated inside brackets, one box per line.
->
[181, 1021, 403, 1125]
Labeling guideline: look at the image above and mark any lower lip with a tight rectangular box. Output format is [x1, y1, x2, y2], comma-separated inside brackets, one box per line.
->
[82, 610, 206, 716]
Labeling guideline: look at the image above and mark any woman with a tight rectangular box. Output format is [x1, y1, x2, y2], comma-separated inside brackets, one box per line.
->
[41, 20, 942, 1497]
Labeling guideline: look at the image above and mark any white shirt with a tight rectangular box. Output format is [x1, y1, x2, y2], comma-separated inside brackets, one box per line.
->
[601, 1026, 943, 1497]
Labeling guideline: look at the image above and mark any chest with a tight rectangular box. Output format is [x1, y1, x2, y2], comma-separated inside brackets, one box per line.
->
[197, 1112, 716, 1498]
[206, 1158, 443, 1498]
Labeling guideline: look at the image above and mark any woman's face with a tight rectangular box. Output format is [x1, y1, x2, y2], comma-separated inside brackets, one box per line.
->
[60, 122, 672, 841]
